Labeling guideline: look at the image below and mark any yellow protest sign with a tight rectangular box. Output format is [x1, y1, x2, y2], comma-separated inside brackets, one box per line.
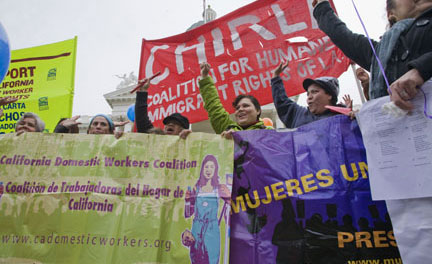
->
[0, 37, 77, 133]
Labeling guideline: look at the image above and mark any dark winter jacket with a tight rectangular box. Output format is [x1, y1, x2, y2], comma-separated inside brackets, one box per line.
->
[314, 1, 432, 99]
[135, 91, 154, 133]
[271, 76, 336, 128]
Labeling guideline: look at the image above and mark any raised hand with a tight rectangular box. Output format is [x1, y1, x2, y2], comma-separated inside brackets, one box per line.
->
[137, 78, 151, 92]
[273, 61, 289, 78]
[130, 71, 161, 94]
[0, 96, 18, 106]
[342, 94, 353, 109]
[114, 120, 130, 127]
[312, 0, 327, 8]
[200, 62, 211, 78]
[62, 115, 82, 128]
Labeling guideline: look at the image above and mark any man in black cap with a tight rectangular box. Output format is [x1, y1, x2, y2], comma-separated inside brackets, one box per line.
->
[134, 79, 190, 136]
[162, 113, 190, 135]
[271, 61, 342, 128]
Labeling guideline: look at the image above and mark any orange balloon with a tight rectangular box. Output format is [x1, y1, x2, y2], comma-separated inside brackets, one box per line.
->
[262, 118, 273, 127]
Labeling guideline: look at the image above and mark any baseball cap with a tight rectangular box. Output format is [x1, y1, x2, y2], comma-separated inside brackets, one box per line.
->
[163, 113, 189, 129]
[303, 77, 340, 101]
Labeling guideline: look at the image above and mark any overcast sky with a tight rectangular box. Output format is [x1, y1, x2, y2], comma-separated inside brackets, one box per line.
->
[0, 0, 387, 116]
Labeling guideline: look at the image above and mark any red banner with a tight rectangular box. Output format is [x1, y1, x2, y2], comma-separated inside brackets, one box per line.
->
[139, 0, 349, 126]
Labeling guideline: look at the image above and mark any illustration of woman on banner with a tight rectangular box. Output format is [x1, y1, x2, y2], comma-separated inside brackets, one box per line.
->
[182, 154, 230, 264]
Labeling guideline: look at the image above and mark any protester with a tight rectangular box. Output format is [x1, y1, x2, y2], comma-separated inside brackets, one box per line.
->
[356, 67, 370, 101]
[87, 114, 114, 134]
[134, 78, 191, 138]
[0, 96, 18, 119]
[312, 0, 432, 110]
[271, 61, 342, 128]
[54, 116, 81, 133]
[198, 62, 272, 139]
[15, 112, 45, 133]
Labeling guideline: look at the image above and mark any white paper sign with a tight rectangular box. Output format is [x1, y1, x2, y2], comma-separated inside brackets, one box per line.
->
[386, 198, 432, 264]
[357, 80, 432, 200]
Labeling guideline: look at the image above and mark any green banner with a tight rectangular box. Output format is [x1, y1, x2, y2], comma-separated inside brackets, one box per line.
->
[0, 38, 77, 134]
[0, 132, 233, 263]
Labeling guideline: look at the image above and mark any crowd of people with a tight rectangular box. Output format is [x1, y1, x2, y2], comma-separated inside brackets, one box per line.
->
[0, 57, 358, 139]
[1, 0, 429, 136]
[0, 0, 431, 262]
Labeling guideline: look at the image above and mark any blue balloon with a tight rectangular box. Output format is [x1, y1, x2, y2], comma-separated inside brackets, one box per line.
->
[0, 22, 10, 83]
[127, 104, 135, 122]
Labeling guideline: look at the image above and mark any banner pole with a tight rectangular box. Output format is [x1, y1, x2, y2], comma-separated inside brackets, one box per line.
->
[351, 64, 367, 104]
[203, 0, 207, 22]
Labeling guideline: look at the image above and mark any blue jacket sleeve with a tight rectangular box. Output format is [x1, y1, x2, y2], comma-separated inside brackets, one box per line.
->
[271, 76, 307, 129]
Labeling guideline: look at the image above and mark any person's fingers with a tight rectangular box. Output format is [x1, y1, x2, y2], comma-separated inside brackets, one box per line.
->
[114, 121, 129, 127]
[391, 82, 403, 99]
[71, 115, 81, 121]
[179, 130, 192, 139]
[0, 96, 18, 106]
[115, 131, 124, 139]
[16, 130, 25, 136]
[393, 81, 412, 101]
[273, 61, 285, 77]
[394, 99, 413, 111]
[358, 73, 369, 81]
[398, 89, 410, 101]
[312, 0, 318, 7]
[403, 81, 418, 99]
[391, 91, 413, 111]
[5, 97, 18, 104]
[204, 64, 210, 73]
[283, 60, 289, 70]
[200, 62, 211, 77]
[277, 61, 284, 70]
[222, 130, 233, 140]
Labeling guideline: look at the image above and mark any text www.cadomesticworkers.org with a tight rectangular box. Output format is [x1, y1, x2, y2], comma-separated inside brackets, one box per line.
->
[2, 233, 172, 251]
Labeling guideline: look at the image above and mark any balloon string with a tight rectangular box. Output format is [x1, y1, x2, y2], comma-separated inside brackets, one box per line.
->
[351, 0, 432, 119]
[350, 0, 391, 94]
[419, 87, 432, 119]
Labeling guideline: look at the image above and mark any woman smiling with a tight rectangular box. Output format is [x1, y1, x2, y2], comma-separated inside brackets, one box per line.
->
[198, 62, 272, 139]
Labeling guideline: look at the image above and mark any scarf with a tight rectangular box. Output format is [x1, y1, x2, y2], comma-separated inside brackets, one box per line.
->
[369, 18, 414, 99]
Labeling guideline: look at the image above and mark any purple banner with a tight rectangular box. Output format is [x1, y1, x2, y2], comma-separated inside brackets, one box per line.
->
[230, 115, 401, 264]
